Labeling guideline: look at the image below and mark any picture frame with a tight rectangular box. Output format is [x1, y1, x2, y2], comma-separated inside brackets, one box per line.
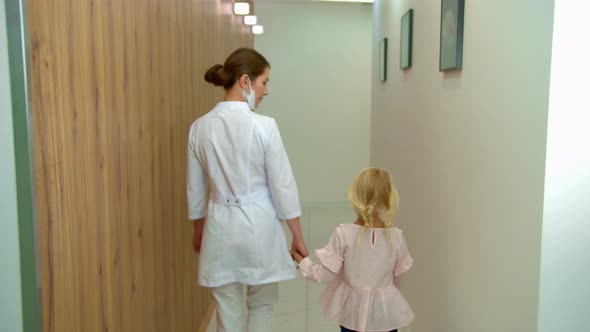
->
[439, 0, 465, 71]
[400, 9, 413, 70]
[379, 37, 388, 81]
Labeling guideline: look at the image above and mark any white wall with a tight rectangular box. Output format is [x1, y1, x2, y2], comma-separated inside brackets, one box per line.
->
[0, 3, 24, 331]
[254, 1, 372, 204]
[538, 2, 590, 331]
[372, 0, 554, 331]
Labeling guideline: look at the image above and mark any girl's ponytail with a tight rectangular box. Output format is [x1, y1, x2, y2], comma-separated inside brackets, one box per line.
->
[348, 167, 399, 253]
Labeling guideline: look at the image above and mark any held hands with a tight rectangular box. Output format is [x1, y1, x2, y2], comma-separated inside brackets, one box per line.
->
[290, 249, 304, 263]
[290, 238, 308, 263]
[285, 217, 309, 265]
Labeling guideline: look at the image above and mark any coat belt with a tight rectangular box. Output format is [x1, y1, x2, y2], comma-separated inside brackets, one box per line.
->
[212, 189, 270, 207]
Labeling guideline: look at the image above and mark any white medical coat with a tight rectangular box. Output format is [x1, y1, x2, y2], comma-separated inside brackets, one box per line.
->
[187, 101, 301, 287]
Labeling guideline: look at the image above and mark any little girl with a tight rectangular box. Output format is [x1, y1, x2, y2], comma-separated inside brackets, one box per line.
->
[291, 167, 414, 332]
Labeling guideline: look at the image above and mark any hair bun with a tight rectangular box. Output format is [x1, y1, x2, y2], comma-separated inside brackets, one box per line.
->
[204, 64, 230, 86]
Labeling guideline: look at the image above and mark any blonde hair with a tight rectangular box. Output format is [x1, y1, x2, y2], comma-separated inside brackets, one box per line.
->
[348, 167, 399, 252]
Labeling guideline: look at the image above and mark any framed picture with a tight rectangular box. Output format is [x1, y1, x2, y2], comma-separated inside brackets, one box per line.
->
[439, 0, 465, 71]
[379, 37, 388, 81]
[400, 9, 413, 70]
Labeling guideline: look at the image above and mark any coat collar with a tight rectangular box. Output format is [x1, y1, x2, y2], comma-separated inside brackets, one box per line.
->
[214, 101, 252, 113]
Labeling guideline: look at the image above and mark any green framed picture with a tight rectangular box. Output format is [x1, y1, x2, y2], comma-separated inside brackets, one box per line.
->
[379, 37, 388, 81]
[439, 0, 465, 71]
[400, 9, 413, 70]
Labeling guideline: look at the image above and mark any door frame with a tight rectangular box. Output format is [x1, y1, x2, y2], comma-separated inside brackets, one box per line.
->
[4, 1, 42, 331]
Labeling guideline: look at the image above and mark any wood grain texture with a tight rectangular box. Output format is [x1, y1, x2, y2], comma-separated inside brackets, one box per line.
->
[197, 302, 216, 332]
[27, 0, 252, 330]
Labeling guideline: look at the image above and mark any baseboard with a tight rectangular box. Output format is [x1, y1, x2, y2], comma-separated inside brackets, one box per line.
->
[197, 301, 215, 332]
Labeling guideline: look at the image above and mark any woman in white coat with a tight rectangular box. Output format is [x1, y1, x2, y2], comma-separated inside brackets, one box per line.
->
[187, 48, 308, 332]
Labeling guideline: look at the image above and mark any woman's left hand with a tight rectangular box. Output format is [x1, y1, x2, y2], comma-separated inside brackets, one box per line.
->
[192, 219, 205, 253]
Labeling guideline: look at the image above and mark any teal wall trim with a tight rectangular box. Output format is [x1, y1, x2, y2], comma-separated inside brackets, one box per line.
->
[4, 1, 41, 331]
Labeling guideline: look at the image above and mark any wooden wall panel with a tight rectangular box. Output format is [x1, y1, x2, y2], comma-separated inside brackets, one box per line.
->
[27, 0, 252, 331]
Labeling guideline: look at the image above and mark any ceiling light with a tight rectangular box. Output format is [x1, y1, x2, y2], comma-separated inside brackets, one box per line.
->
[252, 25, 264, 35]
[233, 2, 250, 15]
[244, 15, 257, 25]
[313, 0, 374, 2]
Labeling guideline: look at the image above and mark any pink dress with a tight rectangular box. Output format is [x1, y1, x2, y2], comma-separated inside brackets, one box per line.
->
[298, 224, 414, 332]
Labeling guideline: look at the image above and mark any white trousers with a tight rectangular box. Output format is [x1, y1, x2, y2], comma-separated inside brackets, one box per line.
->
[212, 282, 278, 332]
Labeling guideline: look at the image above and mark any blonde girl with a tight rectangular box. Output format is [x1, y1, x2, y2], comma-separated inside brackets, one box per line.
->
[291, 167, 414, 332]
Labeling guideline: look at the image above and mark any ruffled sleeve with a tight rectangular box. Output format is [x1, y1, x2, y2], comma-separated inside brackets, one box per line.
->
[394, 231, 413, 276]
[315, 248, 343, 274]
[298, 227, 344, 283]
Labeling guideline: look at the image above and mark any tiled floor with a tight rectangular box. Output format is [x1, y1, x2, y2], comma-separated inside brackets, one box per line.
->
[206, 204, 356, 332]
